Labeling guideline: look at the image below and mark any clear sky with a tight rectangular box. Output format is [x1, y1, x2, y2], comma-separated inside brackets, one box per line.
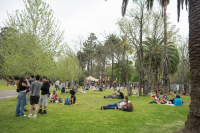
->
[0, 0, 189, 47]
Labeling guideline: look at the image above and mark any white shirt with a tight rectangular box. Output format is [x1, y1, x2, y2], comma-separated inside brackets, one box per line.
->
[118, 100, 131, 109]
[56, 81, 60, 86]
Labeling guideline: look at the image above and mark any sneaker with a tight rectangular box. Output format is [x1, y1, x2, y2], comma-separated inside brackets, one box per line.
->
[20, 115, 26, 117]
[101, 105, 104, 110]
[41, 110, 47, 115]
[28, 114, 32, 118]
[38, 109, 42, 113]
[32, 115, 37, 119]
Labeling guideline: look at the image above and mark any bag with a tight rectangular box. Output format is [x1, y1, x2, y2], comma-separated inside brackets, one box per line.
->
[16, 89, 19, 92]
[64, 97, 70, 105]
[59, 98, 63, 103]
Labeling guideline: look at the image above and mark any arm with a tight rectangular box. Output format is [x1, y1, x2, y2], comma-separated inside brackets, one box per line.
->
[28, 91, 32, 100]
[22, 79, 30, 87]
[71, 98, 74, 104]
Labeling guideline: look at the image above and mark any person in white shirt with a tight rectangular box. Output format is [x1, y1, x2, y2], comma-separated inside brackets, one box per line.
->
[55, 80, 60, 91]
[101, 99, 131, 110]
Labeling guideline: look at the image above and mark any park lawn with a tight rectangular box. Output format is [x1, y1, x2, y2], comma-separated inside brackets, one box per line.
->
[0, 80, 17, 91]
[0, 89, 190, 133]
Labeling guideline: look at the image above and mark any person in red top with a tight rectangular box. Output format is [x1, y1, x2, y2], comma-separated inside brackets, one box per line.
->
[49, 91, 58, 103]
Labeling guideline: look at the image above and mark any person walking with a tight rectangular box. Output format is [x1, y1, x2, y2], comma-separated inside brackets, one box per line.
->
[15, 76, 30, 117]
[24, 74, 35, 112]
[28, 75, 42, 118]
[38, 76, 50, 115]
[55, 79, 60, 91]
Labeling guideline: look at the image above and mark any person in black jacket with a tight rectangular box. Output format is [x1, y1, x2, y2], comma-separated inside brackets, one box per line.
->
[38, 76, 50, 115]
[117, 90, 124, 99]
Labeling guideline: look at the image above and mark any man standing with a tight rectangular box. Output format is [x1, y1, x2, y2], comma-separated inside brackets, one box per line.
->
[28, 75, 42, 118]
[25, 74, 35, 112]
[38, 76, 50, 115]
[55, 79, 60, 91]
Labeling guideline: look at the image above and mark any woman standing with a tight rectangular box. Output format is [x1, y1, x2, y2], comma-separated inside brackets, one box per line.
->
[15, 76, 30, 117]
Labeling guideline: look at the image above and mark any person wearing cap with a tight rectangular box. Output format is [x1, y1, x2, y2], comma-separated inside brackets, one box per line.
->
[38, 76, 50, 115]
[49, 91, 58, 103]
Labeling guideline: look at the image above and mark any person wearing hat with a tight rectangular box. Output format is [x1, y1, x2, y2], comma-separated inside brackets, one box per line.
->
[38, 76, 50, 114]
[49, 91, 58, 103]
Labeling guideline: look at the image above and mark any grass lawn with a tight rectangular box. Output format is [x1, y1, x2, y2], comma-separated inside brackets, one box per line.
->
[0, 80, 17, 91]
[0, 89, 190, 133]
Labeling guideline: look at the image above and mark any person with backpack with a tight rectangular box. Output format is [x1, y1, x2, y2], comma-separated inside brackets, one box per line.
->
[24, 74, 35, 112]
[70, 90, 76, 105]
[15, 76, 30, 117]
[49, 91, 58, 103]
[28, 75, 42, 118]
[38, 76, 50, 114]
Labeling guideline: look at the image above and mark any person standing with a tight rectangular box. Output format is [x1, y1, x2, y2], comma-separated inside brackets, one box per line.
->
[28, 75, 42, 118]
[25, 74, 35, 112]
[55, 79, 60, 91]
[38, 76, 50, 115]
[15, 76, 30, 117]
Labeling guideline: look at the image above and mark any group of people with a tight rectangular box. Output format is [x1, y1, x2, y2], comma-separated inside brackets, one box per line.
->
[154, 92, 183, 106]
[15, 75, 50, 118]
[104, 90, 124, 99]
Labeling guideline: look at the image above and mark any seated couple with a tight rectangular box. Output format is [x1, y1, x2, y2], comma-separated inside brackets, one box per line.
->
[77, 87, 86, 93]
[94, 87, 103, 92]
[169, 95, 183, 106]
[101, 96, 133, 112]
[49, 91, 58, 103]
[155, 92, 171, 104]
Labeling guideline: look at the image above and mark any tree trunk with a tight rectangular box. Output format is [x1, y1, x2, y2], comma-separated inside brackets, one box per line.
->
[90, 59, 92, 76]
[174, 1, 200, 133]
[87, 59, 90, 76]
[122, 46, 125, 86]
[154, 69, 159, 92]
[163, 2, 169, 94]
[112, 55, 114, 83]
[147, 46, 152, 94]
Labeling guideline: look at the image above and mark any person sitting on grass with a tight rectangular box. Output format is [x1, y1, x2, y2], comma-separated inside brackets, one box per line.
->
[116, 90, 124, 99]
[155, 93, 161, 104]
[70, 90, 76, 105]
[61, 85, 66, 94]
[173, 95, 182, 106]
[103, 93, 117, 99]
[80, 87, 86, 93]
[161, 92, 171, 104]
[7, 82, 10, 86]
[49, 91, 58, 103]
[121, 96, 134, 112]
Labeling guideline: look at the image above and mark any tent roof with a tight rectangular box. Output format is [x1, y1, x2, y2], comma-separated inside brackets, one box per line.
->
[86, 76, 99, 81]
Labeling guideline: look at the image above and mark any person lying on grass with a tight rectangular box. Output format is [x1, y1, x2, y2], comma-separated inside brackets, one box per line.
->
[70, 90, 76, 105]
[121, 96, 134, 112]
[101, 97, 132, 110]
[49, 91, 58, 103]
[103, 93, 117, 99]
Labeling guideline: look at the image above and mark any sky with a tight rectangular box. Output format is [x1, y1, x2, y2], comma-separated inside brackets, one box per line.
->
[0, 0, 189, 49]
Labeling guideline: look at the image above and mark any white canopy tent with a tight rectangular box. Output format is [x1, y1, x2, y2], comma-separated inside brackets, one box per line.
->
[86, 76, 99, 82]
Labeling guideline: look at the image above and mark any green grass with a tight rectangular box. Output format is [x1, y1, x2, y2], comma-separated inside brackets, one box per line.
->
[0, 89, 190, 133]
[0, 80, 17, 91]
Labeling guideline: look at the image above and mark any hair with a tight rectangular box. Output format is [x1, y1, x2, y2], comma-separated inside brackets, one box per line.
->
[70, 90, 75, 95]
[176, 95, 180, 98]
[118, 90, 120, 92]
[30, 74, 34, 78]
[104, 96, 106, 98]
[125, 96, 128, 101]
[17, 76, 26, 90]
[35, 75, 40, 80]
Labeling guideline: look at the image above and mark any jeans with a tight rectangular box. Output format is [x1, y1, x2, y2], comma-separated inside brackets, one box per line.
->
[55, 85, 59, 91]
[15, 92, 26, 116]
[103, 103, 118, 109]
[26, 92, 29, 105]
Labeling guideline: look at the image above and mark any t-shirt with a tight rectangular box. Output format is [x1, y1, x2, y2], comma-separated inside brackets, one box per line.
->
[41, 81, 50, 95]
[162, 95, 169, 101]
[71, 94, 76, 104]
[118, 100, 131, 109]
[30, 81, 42, 96]
[173, 98, 182, 106]
[56, 81, 60, 86]
[50, 93, 58, 99]
[119, 92, 124, 99]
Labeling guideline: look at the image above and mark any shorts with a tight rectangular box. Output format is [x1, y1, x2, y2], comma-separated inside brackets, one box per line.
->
[38, 94, 48, 106]
[30, 96, 40, 105]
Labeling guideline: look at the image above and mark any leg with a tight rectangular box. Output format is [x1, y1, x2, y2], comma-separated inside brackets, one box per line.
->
[35, 104, 39, 115]
[38, 96, 43, 113]
[19, 93, 26, 116]
[15, 96, 20, 116]
[26, 92, 29, 105]
[29, 105, 33, 114]
[103, 103, 117, 109]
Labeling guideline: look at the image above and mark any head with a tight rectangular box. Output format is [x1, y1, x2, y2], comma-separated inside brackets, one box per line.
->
[118, 90, 120, 93]
[156, 93, 159, 96]
[176, 95, 180, 98]
[17, 76, 26, 90]
[30, 74, 34, 79]
[104, 96, 106, 98]
[124, 96, 128, 102]
[53, 91, 56, 95]
[164, 92, 167, 96]
[70, 90, 75, 95]
[35, 75, 40, 81]
[42, 76, 47, 82]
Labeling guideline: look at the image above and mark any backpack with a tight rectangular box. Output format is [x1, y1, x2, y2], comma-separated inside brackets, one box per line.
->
[59, 98, 63, 103]
[64, 98, 70, 105]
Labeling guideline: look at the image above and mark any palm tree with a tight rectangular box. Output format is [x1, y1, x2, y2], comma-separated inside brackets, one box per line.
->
[143, 37, 179, 93]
